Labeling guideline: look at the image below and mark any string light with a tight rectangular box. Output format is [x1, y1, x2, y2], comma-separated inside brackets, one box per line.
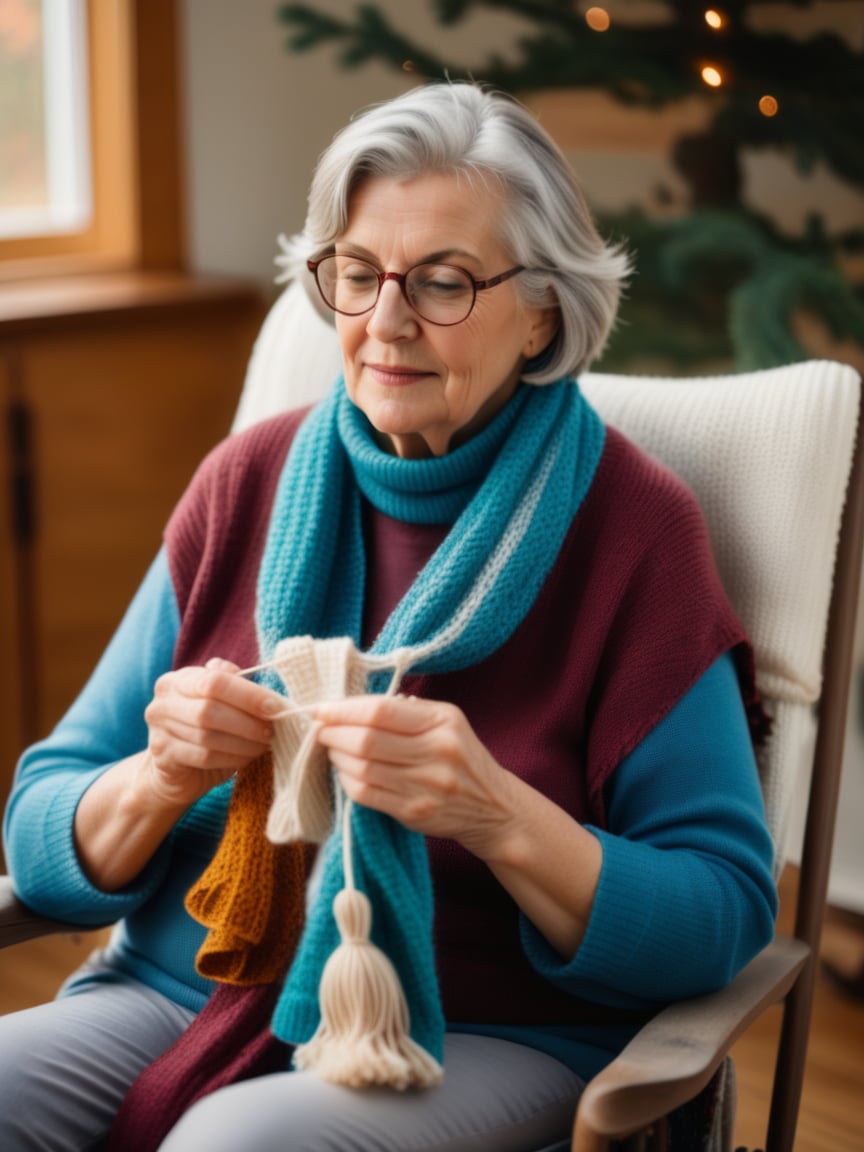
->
[759, 94, 779, 117]
[704, 9, 725, 30]
[585, 7, 610, 32]
[701, 65, 724, 87]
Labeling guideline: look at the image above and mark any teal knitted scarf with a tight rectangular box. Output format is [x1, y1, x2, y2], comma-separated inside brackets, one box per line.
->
[255, 375, 605, 1072]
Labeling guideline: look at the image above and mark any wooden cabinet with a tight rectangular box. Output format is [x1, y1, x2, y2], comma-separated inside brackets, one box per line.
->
[0, 273, 267, 822]
[0, 356, 24, 797]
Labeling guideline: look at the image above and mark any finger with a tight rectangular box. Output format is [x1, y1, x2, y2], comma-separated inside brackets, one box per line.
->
[314, 693, 438, 735]
[330, 747, 455, 834]
[203, 666, 287, 719]
[155, 665, 285, 723]
[326, 743, 406, 784]
[147, 692, 275, 746]
[205, 657, 241, 673]
[328, 748, 409, 812]
[148, 726, 272, 779]
[316, 721, 434, 768]
[153, 716, 273, 759]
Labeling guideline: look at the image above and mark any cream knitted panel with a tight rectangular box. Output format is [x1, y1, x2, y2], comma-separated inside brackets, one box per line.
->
[266, 636, 369, 844]
[759, 700, 818, 865]
[581, 360, 860, 869]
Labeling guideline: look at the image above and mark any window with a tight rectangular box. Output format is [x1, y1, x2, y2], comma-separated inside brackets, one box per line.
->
[0, 0, 182, 279]
[0, 0, 91, 241]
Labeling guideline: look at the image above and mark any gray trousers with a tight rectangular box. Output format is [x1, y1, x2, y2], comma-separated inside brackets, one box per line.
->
[0, 951, 583, 1152]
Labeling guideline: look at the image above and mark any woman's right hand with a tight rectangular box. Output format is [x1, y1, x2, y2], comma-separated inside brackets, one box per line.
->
[74, 658, 284, 891]
[143, 657, 284, 808]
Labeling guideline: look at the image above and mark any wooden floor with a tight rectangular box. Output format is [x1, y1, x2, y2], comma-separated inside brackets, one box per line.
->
[1, 867, 862, 1150]
[729, 868, 864, 1152]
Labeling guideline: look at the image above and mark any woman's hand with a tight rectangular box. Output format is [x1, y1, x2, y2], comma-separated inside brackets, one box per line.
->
[74, 658, 284, 892]
[315, 693, 603, 958]
[314, 694, 518, 860]
[143, 658, 284, 808]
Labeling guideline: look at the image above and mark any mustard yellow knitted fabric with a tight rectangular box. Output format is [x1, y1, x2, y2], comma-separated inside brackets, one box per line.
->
[185, 754, 311, 985]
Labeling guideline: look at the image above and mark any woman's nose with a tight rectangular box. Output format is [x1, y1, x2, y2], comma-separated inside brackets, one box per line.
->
[365, 278, 418, 340]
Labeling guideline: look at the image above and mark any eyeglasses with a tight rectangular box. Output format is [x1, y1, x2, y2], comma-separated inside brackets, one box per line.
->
[307, 254, 525, 327]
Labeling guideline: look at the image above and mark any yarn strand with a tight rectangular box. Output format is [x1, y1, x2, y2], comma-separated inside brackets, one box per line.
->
[292, 767, 443, 1086]
[273, 645, 443, 1088]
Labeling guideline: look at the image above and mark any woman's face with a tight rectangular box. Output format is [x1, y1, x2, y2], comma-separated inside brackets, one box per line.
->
[334, 172, 556, 459]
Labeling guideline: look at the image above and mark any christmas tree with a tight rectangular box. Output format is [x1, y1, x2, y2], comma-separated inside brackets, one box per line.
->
[277, 0, 864, 371]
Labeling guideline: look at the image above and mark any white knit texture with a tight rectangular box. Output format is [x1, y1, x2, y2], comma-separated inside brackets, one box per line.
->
[581, 361, 860, 864]
[267, 636, 368, 844]
[232, 280, 344, 433]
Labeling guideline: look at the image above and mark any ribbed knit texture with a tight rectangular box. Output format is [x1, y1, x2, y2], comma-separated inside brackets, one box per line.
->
[244, 376, 605, 1063]
[579, 360, 860, 864]
[185, 754, 310, 984]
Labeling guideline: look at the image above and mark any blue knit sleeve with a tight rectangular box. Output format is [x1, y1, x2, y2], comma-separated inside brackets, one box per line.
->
[3, 549, 181, 923]
[520, 651, 778, 1007]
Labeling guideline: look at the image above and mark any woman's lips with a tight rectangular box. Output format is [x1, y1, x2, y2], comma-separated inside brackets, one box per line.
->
[367, 364, 432, 386]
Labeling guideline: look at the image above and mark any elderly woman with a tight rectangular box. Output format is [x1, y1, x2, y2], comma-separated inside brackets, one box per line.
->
[1, 83, 776, 1152]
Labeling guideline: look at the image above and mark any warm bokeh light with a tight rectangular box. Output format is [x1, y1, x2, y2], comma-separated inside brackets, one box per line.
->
[704, 9, 725, 30]
[701, 65, 724, 87]
[585, 7, 611, 32]
[402, 60, 415, 72]
[759, 94, 779, 117]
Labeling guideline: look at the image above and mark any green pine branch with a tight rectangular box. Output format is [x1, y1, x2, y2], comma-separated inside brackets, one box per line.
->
[277, 4, 447, 78]
[276, 5, 344, 52]
[432, 0, 579, 32]
[611, 208, 864, 370]
[593, 205, 864, 370]
[277, 3, 864, 122]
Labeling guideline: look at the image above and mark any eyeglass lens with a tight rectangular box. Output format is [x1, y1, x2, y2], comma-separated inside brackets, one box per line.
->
[315, 256, 476, 325]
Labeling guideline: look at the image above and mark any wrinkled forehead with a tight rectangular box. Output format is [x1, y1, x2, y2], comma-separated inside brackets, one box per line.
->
[338, 168, 514, 256]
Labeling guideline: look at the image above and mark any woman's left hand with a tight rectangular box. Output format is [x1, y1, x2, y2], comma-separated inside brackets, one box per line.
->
[316, 692, 603, 958]
[315, 692, 602, 957]
[314, 694, 517, 861]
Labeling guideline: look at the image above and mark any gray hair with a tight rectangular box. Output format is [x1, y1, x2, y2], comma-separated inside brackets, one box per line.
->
[277, 82, 632, 382]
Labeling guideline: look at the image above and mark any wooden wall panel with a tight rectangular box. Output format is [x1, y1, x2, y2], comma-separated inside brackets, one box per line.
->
[0, 358, 24, 844]
[0, 279, 267, 805]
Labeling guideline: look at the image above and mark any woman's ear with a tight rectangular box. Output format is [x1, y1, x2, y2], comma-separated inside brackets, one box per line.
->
[523, 307, 561, 359]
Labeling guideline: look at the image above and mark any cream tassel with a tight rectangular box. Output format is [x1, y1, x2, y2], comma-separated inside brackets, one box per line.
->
[292, 798, 444, 1090]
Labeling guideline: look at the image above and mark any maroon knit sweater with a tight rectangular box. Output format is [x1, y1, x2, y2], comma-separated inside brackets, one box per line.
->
[165, 409, 756, 1028]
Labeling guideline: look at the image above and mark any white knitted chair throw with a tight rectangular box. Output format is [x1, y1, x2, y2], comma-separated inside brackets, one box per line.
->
[581, 361, 860, 868]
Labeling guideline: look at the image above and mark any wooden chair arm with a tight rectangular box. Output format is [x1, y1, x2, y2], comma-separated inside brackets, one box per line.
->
[571, 935, 810, 1152]
[0, 874, 101, 948]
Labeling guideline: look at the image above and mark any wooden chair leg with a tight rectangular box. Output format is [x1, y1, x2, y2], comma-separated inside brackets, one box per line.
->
[766, 963, 814, 1152]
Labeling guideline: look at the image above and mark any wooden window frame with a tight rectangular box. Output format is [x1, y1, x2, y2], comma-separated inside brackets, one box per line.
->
[0, 0, 184, 280]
